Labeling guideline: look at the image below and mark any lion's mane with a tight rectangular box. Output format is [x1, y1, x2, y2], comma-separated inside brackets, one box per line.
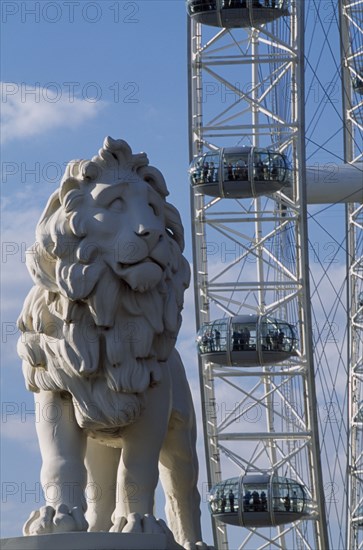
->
[17, 137, 190, 435]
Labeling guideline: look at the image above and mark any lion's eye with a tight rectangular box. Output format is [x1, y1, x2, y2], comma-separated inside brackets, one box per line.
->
[109, 198, 124, 212]
[148, 202, 159, 217]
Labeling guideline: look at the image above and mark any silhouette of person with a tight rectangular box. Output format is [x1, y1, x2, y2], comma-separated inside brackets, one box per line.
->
[229, 489, 235, 512]
[252, 490, 261, 511]
[255, 159, 264, 180]
[208, 162, 215, 183]
[272, 330, 279, 350]
[221, 492, 227, 513]
[235, 161, 244, 180]
[266, 334, 272, 350]
[239, 329, 246, 350]
[202, 333, 208, 352]
[203, 162, 209, 182]
[194, 161, 202, 183]
[277, 330, 285, 350]
[244, 490, 252, 511]
[261, 490, 267, 511]
[206, 331, 214, 351]
[241, 161, 248, 180]
[214, 329, 221, 351]
[271, 162, 279, 180]
[233, 330, 240, 351]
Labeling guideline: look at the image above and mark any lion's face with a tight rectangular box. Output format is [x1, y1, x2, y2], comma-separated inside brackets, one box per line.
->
[80, 176, 171, 293]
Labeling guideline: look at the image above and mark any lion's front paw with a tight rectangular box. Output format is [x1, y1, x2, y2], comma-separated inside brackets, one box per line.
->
[23, 504, 88, 536]
[110, 513, 184, 549]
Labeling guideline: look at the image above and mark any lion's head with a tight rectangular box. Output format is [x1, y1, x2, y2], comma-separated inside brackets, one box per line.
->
[17, 137, 190, 434]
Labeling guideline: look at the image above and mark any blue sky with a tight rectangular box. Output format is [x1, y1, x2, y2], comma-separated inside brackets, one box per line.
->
[0, 1, 210, 540]
[0, 0, 358, 546]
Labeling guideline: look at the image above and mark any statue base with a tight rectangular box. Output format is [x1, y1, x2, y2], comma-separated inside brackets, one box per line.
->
[1, 532, 168, 549]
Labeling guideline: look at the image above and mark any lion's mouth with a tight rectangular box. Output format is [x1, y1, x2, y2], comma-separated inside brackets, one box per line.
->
[114, 257, 166, 275]
[111, 259, 165, 292]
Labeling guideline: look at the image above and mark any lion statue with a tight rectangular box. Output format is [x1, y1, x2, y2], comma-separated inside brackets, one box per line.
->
[17, 137, 208, 549]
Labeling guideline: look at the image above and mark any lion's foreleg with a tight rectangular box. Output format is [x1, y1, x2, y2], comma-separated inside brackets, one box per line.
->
[159, 351, 204, 548]
[23, 390, 88, 535]
[159, 411, 203, 548]
[85, 438, 120, 531]
[111, 369, 172, 528]
[35, 390, 87, 509]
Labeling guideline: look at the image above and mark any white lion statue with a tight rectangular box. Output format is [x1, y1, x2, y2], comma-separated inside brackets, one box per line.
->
[17, 137, 208, 549]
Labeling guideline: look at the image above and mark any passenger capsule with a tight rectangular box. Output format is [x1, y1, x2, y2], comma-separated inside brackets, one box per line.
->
[186, 0, 289, 28]
[353, 505, 363, 526]
[359, 291, 363, 307]
[189, 147, 291, 198]
[197, 314, 297, 366]
[354, 403, 363, 423]
[353, 72, 363, 95]
[209, 473, 312, 527]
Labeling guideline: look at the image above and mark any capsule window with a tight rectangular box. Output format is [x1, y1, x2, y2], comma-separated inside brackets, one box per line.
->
[263, 320, 296, 353]
[253, 151, 270, 181]
[270, 152, 287, 182]
[189, 0, 217, 14]
[353, 72, 363, 95]
[209, 478, 239, 514]
[272, 478, 305, 513]
[224, 153, 249, 182]
[243, 483, 269, 512]
[191, 153, 220, 185]
[355, 403, 363, 423]
[197, 321, 228, 353]
[231, 323, 255, 351]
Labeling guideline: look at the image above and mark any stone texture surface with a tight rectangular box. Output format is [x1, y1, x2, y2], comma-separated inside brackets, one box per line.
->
[1, 532, 168, 550]
[16, 137, 207, 549]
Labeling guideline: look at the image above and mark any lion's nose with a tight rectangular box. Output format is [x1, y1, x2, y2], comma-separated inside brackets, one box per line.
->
[135, 225, 163, 250]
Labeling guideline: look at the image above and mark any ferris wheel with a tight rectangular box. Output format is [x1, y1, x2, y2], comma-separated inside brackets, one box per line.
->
[340, 0, 363, 548]
[186, 1, 363, 549]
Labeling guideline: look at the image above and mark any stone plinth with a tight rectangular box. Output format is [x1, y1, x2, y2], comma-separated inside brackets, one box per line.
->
[1, 532, 168, 550]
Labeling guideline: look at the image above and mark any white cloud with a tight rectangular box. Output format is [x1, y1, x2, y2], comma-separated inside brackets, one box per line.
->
[1, 82, 104, 143]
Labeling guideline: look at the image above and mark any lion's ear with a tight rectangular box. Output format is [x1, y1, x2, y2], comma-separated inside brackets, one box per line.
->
[59, 177, 81, 205]
[59, 178, 88, 237]
[165, 203, 185, 252]
[137, 166, 169, 198]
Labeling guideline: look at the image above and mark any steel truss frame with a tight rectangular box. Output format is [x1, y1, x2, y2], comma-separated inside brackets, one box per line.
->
[340, 1, 363, 549]
[188, 2, 329, 549]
